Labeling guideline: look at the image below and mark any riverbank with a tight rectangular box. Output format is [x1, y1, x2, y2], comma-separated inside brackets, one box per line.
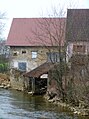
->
[0, 81, 89, 118]
[44, 94, 89, 117]
[0, 73, 11, 89]
[0, 88, 76, 119]
[0, 72, 89, 118]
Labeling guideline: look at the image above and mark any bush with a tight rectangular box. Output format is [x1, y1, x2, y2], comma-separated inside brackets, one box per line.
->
[0, 63, 9, 72]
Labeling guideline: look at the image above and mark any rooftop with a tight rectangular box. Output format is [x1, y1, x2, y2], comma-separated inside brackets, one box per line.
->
[66, 9, 89, 42]
[6, 18, 66, 46]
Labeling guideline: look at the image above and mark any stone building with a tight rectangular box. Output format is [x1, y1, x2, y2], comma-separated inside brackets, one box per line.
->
[6, 18, 66, 72]
[6, 18, 66, 91]
[6, 9, 89, 93]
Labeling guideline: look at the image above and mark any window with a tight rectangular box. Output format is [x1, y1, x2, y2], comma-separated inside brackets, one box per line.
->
[31, 51, 37, 59]
[13, 61, 18, 68]
[47, 52, 60, 62]
[73, 45, 85, 53]
[13, 51, 19, 56]
[22, 50, 26, 54]
[18, 62, 26, 71]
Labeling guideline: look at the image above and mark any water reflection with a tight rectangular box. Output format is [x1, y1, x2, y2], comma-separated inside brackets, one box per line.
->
[0, 88, 88, 119]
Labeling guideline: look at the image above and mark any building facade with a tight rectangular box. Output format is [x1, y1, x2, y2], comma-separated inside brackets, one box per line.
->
[6, 18, 66, 72]
[66, 9, 89, 60]
[10, 46, 60, 71]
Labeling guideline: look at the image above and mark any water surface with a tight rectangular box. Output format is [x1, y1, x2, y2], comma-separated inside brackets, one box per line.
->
[0, 88, 88, 119]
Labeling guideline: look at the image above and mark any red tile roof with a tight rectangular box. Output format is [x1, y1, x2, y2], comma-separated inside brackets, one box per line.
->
[6, 18, 66, 46]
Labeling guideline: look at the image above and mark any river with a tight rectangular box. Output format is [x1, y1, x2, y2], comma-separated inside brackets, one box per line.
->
[0, 88, 88, 119]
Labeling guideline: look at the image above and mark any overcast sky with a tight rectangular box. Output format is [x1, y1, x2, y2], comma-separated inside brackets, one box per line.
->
[0, 0, 89, 38]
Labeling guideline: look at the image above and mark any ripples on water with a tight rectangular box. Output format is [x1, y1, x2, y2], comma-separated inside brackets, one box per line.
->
[0, 88, 88, 119]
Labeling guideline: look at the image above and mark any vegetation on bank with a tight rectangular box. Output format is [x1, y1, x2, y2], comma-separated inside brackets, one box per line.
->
[45, 54, 89, 116]
[0, 63, 9, 72]
[0, 55, 9, 73]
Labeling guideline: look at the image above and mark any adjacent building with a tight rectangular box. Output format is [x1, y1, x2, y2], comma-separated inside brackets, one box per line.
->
[66, 9, 89, 59]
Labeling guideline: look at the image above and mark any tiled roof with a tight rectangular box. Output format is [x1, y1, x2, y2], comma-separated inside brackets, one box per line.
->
[66, 9, 89, 42]
[6, 18, 66, 46]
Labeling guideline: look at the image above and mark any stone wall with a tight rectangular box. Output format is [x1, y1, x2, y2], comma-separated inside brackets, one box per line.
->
[10, 76, 24, 91]
[10, 69, 26, 91]
[10, 46, 59, 71]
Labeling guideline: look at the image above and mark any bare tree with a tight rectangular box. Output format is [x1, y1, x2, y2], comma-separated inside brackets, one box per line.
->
[0, 12, 8, 73]
[32, 8, 89, 108]
[66, 9, 89, 107]
[0, 12, 6, 38]
[31, 8, 68, 101]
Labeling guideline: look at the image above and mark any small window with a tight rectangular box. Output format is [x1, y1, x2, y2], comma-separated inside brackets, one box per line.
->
[13, 51, 19, 56]
[73, 45, 85, 53]
[31, 51, 37, 59]
[13, 52, 17, 56]
[22, 50, 26, 54]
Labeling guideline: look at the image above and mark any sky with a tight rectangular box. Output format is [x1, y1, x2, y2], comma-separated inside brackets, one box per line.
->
[0, 0, 89, 39]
